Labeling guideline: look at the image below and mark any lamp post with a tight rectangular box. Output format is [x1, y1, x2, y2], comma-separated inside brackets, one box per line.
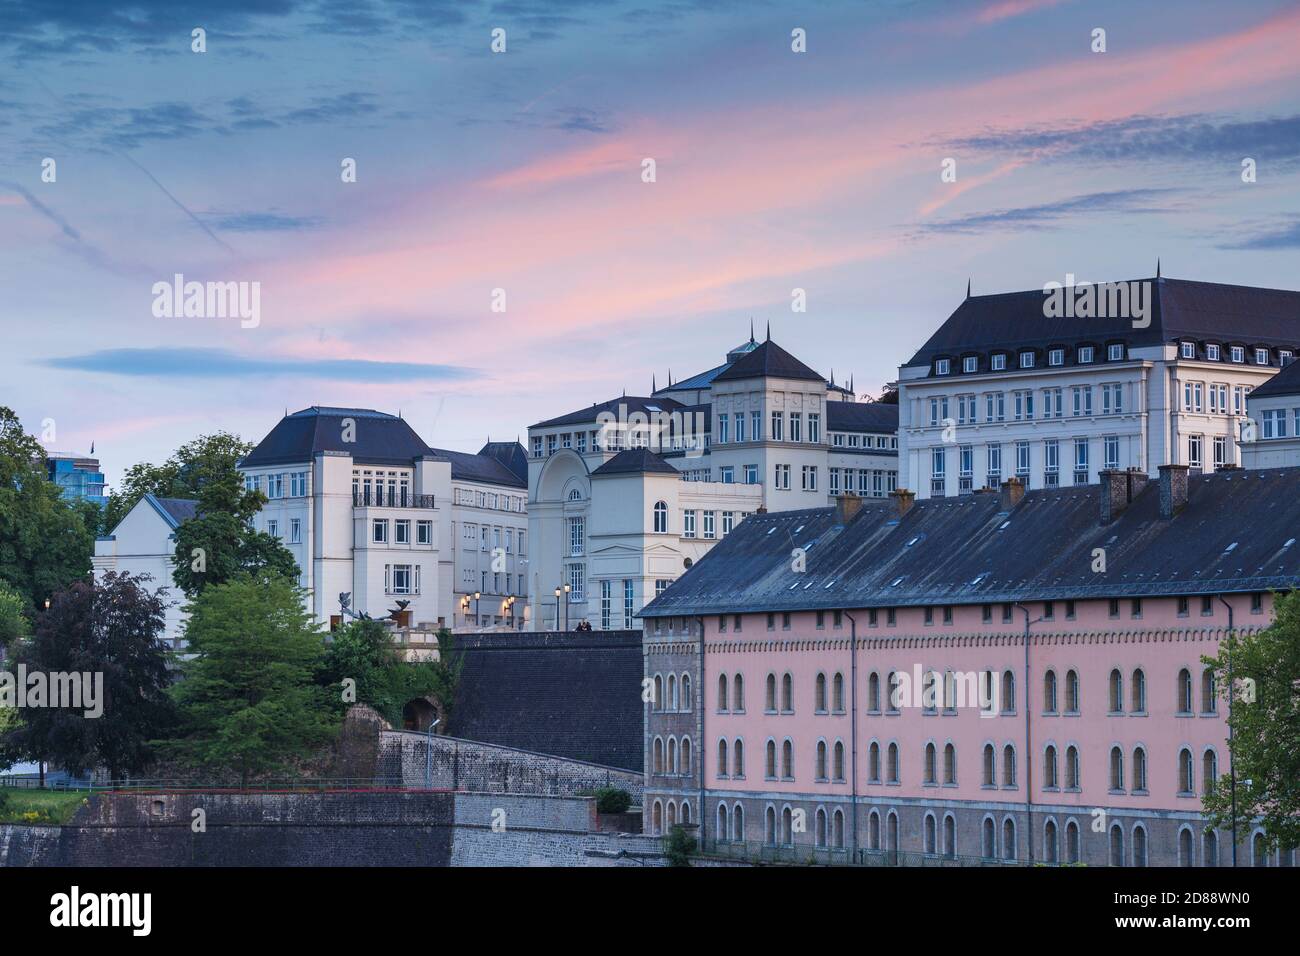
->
[423, 718, 441, 790]
[553, 586, 562, 631]
[563, 583, 571, 630]
[473, 591, 481, 628]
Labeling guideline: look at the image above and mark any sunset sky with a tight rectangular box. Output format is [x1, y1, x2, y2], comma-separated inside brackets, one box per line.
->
[3, 0, 1299, 488]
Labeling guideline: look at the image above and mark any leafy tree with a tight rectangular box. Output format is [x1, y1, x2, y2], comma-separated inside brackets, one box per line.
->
[101, 431, 253, 534]
[0, 580, 27, 649]
[318, 620, 461, 728]
[161, 573, 338, 785]
[1203, 590, 1300, 852]
[170, 468, 297, 598]
[0, 572, 176, 780]
[0, 407, 94, 612]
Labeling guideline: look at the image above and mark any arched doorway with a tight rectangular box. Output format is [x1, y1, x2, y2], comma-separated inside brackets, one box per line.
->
[402, 697, 440, 732]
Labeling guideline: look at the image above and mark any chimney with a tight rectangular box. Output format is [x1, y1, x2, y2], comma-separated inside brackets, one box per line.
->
[1099, 467, 1150, 523]
[999, 477, 1025, 511]
[835, 492, 863, 525]
[890, 487, 915, 519]
[1158, 464, 1190, 518]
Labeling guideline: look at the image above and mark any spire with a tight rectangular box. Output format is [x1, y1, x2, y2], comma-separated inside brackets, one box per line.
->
[850, 374, 855, 395]
[765, 320, 771, 342]
[668, 368, 673, 387]
[1156, 258, 1161, 279]
[749, 317, 755, 342]
[652, 373, 657, 393]
[830, 367, 835, 386]
[966, 278, 971, 299]
[89, 440, 95, 455]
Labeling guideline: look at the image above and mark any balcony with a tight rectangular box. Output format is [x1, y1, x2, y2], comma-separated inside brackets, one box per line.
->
[353, 489, 435, 509]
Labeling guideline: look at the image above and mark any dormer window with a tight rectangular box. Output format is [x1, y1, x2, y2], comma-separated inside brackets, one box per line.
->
[1231, 346, 1245, 363]
[1108, 343, 1124, 361]
[1019, 351, 1035, 369]
[1078, 346, 1095, 364]
[1048, 348, 1064, 367]
[963, 356, 978, 373]
[1206, 344, 1220, 361]
[1256, 348, 1270, 365]
[991, 353, 1007, 371]
[1282, 350, 1294, 366]
[935, 358, 951, 375]
[1180, 341, 1195, 359]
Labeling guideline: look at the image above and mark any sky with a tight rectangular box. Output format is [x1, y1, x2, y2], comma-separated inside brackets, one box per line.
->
[2, 0, 1299, 489]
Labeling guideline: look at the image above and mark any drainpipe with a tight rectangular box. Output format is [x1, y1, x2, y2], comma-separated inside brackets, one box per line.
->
[845, 610, 859, 862]
[1014, 603, 1035, 863]
[1217, 595, 1238, 867]
[697, 615, 707, 848]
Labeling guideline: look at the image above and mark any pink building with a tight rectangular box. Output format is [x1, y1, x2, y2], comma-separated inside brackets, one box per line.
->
[640, 465, 1300, 866]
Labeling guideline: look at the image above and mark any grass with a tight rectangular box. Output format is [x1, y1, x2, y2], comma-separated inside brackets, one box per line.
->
[0, 789, 92, 825]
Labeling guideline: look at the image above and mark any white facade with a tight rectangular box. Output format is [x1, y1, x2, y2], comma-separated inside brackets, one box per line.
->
[1241, 370, 1300, 469]
[92, 494, 191, 646]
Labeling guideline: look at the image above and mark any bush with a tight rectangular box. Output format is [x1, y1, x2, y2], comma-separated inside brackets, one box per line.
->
[664, 825, 697, 867]
[594, 786, 632, 814]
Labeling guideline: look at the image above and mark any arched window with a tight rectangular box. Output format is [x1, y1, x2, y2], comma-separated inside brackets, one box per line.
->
[923, 813, 937, 854]
[832, 809, 845, 849]
[1203, 749, 1218, 795]
[717, 738, 728, 777]
[1044, 745, 1058, 789]
[781, 806, 793, 846]
[1132, 668, 1146, 712]
[1201, 668, 1216, 714]
[1003, 744, 1017, 787]
[982, 817, 996, 859]
[1001, 670, 1015, 712]
[942, 814, 955, 858]
[833, 740, 845, 781]
[733, 738, 745, 777]
[681, 801, 690, 825]
[1203, 830, 1218, 868]
[653, 736, 664, 773]
[924, 742, 937, 784]
[1178, 748, 1194, 794]
[1133, 747, 1147, 791]
[680, 673, 692, 711]
[1253, 832, 1268, 867]
[781, 739, 794, 779]
[733, 804, 744, 842]
[765, 674, 777, 712]
[943, 743, 956, 785]
[868, 672, 881, 711]
[668, 737, 678, 774]
[667, 801, 677, 827]
[1002, 818, 1016, 861]
[832, 672, 845, 712]
[653, 501, 668, 533]
[922, 670, 938, 713]
[1044, 820, 1059, 864]
[1110, 824, 1124, 866]
[815, 673, 827, 712]
[781, 673, 793, 711]
[734, 673, 745, 711]
[653, 674, 663, 712]
[1065, 669, 1080, 712]
[983, 744, 995, 786]
[887, 812, 899, 861]
[765, 739, 777, 779]
[868, 810, 881, 850]
[1178, 827, 1193, 867]
[1109, 669, 1123, 713]
[681, 736, 692, 774]
[1066, 820, 1080, 863]
[1066, 746, 1080, 789]
[816, 740, 828, 780]
[765, 806, 777, 846]
[667, 674, 678, 711]
[1044, 670, 1058, 712]
[1134, 825, 1148, 866]
[652, 799, 663, 835]
[568, 488, 582, 501]
[943, 670, 956, 711]
[1109, 746, 1124, 792]
[717, 674, 728, 712]
[887, 742, 899, 783]
[717, 803, 729, 841]
[1177, 668, 1193, 713]
[816, 808, 828, 848]
[868, 741, 881, 782]
[887, 672, 901, 713]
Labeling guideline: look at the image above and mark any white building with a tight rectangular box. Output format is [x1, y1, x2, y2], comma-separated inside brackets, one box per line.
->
[897, 276, 1300, 498]
[1241, 357, 1300, 469]
[92, 494, 196, 647]
[237, 407, 529, 632]
[526, 336, 899, 630]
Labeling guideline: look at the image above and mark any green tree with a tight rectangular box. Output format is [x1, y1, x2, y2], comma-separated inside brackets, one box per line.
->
[0, 579, 27, 649]
[0, 572, 176, 780]
[1203, 590, 1300, 852]
[101, 431, 253, 534]
[0, 407, 94, 612]
[170, 469, 297, 598]
[162, 573, 338, 785]
[318, 620, 461, 728]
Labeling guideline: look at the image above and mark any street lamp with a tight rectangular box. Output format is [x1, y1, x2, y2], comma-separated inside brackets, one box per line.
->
[423, 718, 442, 790]
[563, 583, 571, 631]
[473, 591, 481, 628]
[554, 586, 562, 631]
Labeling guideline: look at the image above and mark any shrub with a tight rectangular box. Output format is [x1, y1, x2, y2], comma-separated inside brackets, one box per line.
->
[594, 786, 632, 814]
[664, 824, 697, 867]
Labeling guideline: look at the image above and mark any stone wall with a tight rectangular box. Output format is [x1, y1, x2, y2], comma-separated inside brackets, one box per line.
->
[378, 730, 643, 803]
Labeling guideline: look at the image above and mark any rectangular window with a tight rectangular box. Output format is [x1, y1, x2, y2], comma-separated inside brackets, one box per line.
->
[1188, 434, 1203, 469]
[936, 358, 951, 375]
[770, 412, 784, 442]
[1013, 389, 1034, 421]
[985, 392, 1005, 423]
[1213, 435, 1227, 469]
[568, 516, 584, 555]
[986, 443, 1002, 481]
[722, 511, 734, 535]
[751, 411, 762, 441]
[734, 414, 746, 443]
[801, 465, 818, 491]
[1015, 441, 1030, 478]
[417, 520, 433, 545]
[624, 580, 634, 628]
[372, 519, 388, 544]
[931, 448, 945, 497]
[703, 511, 716, 539]
[963, 355, 978, 373]
[395, 520, 410, 544]
[1108, 343, 1124, 361]
[992, 353, 1007, 371]
[1078, 346, 1094, 364]
[683, 510, 697, 538]
[1072, 386, 1092, 417]
[745, 464, 759, 484]
[1104, 435, 1120, 470]
[774, 464, 791, 490]
[601, 580, 612, 630]
[290, 472, 307, 497]
[1049, 348, 1064, 366]
[391, 564, 413, 594]
[288, 518, 301, 544]
[1073, 438, 1089, 484]
[808, 413, 820, 443]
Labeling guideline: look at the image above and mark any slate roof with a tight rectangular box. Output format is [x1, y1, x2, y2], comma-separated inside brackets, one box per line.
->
[714, 339, 825, 383]
[640, 467, 1300, 618]
[530, 396, 688, 430]
[428, 446, 527, 489]
[905, 277, 1300, 373]
[591, 447, 680, 476]
[1247, 358, 1300, 400]
[147, 494, 198, 529]
[478, 441, 529, 484]
[448, 631, 644, 771]
[659, 361, 731, 393]
[826, 401, 899, 433]
[241, 407, 430, 468]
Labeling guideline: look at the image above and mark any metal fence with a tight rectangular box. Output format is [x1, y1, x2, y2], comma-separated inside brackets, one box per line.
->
[698, 837, 1032, 867]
